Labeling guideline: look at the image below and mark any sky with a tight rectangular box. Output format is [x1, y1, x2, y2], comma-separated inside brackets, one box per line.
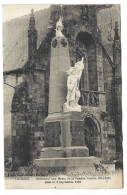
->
[2, 4, 50, 22]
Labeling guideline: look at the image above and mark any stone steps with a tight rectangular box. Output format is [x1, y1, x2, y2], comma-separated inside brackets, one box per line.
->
[34, 156, 101, 167]
[40, 146, 89, 158]
[34, 156, 102, 174]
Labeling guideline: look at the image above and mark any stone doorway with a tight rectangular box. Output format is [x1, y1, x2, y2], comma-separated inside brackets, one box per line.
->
[84, 117, 102, 157]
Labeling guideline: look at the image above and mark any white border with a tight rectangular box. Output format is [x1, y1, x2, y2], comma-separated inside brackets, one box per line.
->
[1, 0, 127, 194]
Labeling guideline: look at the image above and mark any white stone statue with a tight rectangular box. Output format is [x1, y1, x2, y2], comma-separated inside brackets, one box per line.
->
[56, 16, 64, 37]
[63, 57, 84, 112]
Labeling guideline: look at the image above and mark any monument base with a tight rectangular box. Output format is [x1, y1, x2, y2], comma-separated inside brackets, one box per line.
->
[34, 156, 102, 174]
[40, 146, 89, 158]
[43, 112, 86, 149]
[34, 111, 95, 172]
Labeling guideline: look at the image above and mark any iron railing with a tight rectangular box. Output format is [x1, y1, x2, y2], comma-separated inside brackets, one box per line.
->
[80, 89, 99, 107]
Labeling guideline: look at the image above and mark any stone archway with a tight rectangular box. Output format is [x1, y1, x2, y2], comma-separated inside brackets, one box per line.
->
[75, 31, 98, 91]
[84, 116, 102, 157]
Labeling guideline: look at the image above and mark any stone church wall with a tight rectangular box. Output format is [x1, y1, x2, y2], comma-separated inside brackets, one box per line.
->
[11, 71, 45, 166]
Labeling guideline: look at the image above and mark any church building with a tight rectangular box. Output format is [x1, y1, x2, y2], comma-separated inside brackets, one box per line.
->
[3, 5, 122, 167]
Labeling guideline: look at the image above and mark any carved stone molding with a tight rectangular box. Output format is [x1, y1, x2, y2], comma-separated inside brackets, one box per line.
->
[60, 38, 67, 47]
[52, 39, 58, 48]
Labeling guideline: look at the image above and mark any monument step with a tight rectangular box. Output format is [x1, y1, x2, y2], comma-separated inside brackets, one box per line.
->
[40, 146, 89, 158]
[34, 156, 101, 168]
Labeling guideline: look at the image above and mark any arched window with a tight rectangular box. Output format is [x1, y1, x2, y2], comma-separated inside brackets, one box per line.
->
[76, 32, 98, 91]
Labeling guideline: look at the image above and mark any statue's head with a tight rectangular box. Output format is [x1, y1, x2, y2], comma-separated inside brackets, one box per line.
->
[75, 59, 84, 67]
[66, 66, 80, 76]
[72, 69, 77, 76]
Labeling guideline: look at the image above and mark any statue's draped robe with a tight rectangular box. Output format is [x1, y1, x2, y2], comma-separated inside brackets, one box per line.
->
[66, 59, 84, 105]
[67, 75, 78, 102]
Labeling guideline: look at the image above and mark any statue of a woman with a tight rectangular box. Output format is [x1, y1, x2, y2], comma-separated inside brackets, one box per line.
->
[63, 57, 84, 112]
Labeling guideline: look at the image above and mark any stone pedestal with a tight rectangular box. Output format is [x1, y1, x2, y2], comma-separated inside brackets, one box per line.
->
[43, 112, 89, 158]
[34, 111, 92, 172]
